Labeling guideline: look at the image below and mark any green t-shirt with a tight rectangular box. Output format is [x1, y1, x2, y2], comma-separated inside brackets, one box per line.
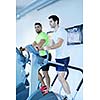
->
[35, 32, 49, 56]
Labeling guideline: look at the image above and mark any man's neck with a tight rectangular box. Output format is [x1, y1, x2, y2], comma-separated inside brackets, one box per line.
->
[37, 31, 42, 34]
[54, 25, 59, 32]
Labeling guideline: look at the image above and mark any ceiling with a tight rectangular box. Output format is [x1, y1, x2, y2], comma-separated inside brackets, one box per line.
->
[16, 0, 61, 20]
[16, 0, 35, 10]
[16, 0, 38, 13]
[16, 0, 33, 7]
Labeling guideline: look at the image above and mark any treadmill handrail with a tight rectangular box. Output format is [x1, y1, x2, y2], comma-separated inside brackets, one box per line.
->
[48, 60, 83, 74]
[68, 65, 83, 74]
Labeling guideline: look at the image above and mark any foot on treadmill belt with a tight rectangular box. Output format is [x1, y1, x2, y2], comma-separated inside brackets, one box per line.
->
[63, 96, 73, 100]
[40, 85, 49, 95]
[63, 96, 68, 100]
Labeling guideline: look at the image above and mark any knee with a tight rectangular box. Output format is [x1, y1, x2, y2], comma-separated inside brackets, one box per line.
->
[43, 71, 49, 77]
[38, 72, 42, 79]
[58, 75, 64, 82]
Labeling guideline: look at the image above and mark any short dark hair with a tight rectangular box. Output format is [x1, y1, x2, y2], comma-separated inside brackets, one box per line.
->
[34, 22, 42, 28]
[48, 15, 59, 24]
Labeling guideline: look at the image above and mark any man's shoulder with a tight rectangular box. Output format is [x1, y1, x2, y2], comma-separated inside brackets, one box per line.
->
[38, 32, 49, 40]
[58, 27, 66, 32]
[57, 27, 67, 36]
[40, 32, 46, 34]
[40, 32, 48, 36]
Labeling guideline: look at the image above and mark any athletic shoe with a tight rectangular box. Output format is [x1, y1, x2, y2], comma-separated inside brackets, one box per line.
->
[63, 96, 68, 100]
[40, 85, 49, 95]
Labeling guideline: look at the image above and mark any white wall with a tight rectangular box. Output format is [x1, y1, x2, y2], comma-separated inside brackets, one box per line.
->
[16, 0, 83, 47]
[16, 0, 83, 100]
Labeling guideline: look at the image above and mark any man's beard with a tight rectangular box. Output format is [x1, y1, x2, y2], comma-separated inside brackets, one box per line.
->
[36, 30, 42, 34]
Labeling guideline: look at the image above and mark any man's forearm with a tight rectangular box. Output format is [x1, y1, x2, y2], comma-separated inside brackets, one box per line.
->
[48, 42, 62, 49]
[32, 41, 37, 47]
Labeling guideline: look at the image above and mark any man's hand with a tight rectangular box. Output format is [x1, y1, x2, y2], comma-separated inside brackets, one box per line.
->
[44, 38, 63, 50]
[34, 45, 39, 51]
[44, 46, 51, 50]
[34, 45, 44, 51]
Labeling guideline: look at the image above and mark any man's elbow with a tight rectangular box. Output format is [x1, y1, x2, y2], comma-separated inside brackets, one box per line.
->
[57, 43, 62, 48]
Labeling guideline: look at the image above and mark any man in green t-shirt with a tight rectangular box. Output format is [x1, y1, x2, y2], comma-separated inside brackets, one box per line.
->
[20, 23, 51, 91]
[33, 23, 51, 90]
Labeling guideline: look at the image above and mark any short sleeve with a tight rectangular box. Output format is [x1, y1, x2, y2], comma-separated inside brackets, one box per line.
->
[57, 28, 66, 40]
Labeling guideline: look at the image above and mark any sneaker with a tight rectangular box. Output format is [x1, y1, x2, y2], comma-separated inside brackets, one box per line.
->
[63, 96, 68, 100]
[63, 95, 73, 100]
[40, 85, 49, 95]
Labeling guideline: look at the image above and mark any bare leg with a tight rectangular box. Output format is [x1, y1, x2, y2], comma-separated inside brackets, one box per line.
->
[38, 72, 45, 86]
[42, 71, 50, 89]
[58, 72, 71, 94]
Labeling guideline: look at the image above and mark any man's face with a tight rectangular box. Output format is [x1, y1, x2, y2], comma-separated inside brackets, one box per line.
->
[34, 25, 42, 33]
[49, 18, 56, 28]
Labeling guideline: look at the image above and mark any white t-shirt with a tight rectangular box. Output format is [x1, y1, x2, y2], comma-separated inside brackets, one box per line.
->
[52, 27, 70, 59]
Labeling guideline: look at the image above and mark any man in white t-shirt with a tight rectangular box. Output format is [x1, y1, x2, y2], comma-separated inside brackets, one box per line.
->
[46, 15, 72, 100]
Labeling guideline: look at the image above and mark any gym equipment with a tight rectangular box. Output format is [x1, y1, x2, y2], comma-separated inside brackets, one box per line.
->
[25, 44, 47, 96]
[26, 47, 83, 100]
[16, 47, 30, 100]
[27, 64, 83, 100]
[16, 44, 48, 98]
[27, 68, 69, 100]
[16, 47, 30, 85]
[16, 45, 83, 100]
[16, 83, 29, 100]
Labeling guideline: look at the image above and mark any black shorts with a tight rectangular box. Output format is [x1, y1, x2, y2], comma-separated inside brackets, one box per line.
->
[41, 53, 52, 71]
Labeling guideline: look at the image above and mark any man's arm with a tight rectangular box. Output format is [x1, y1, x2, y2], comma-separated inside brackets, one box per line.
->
[35, 39, 45, 50]
[32, 41, 37, 47]
[46, 38, 63, 50]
